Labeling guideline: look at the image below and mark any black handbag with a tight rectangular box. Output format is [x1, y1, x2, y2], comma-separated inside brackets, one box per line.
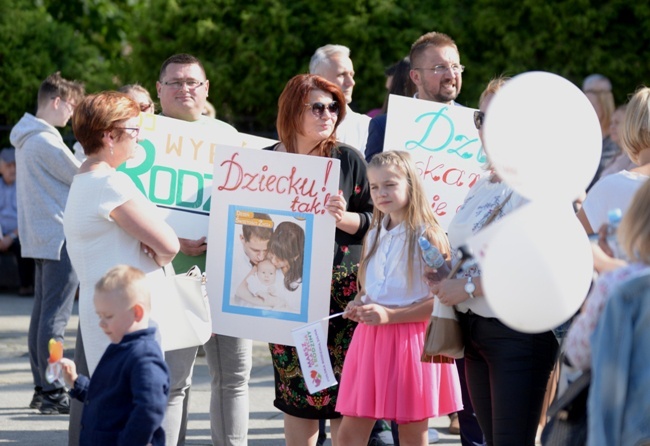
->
[541, 369, 590, 446]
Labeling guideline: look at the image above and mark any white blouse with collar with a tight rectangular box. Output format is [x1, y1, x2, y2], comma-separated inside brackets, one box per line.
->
[362, 217, 430, 307]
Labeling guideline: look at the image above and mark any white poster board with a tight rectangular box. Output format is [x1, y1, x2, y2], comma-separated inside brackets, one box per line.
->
[384, 95, 488, 230]
[118, 113, 277, 239]
[206, 146, 340, 346]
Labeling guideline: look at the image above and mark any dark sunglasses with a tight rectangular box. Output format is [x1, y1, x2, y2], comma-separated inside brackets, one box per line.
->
[474, 110, 485, 130]
[305, 101, 340, 118]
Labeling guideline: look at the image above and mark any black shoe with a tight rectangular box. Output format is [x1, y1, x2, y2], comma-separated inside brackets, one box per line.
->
[29, 386, 43, 409]
[38, 389, 70, 414]
[368, 432, 391, 446]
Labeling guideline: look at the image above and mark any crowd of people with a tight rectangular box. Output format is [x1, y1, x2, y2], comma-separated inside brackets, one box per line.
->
[1, 27, 648, 446]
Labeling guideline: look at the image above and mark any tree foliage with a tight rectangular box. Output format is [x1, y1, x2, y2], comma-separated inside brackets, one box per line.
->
[2, 0, 650, 144]
[0, 0, 113, 145]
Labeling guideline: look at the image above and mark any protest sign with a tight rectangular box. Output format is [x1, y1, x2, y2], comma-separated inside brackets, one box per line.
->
[118, 113, 277, 239]
[384, 95, 488, 230]
[291, 319, 338, 394]
[206, 146, 340, 345]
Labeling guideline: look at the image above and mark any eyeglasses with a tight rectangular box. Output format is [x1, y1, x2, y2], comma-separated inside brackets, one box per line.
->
[474, 111, 485, 130]
[162, 80, 205, 90]
[414, 64, 465, 75]
[116, 127, 141, 138]
[304, 101, 340, 118]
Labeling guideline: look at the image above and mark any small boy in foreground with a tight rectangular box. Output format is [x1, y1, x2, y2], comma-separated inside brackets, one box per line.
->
[60, 265, 170, 445]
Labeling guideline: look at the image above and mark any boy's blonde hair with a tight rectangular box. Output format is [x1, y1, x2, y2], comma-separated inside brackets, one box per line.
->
[94, 265, 151, 311]
[618, 179, 650, 262]
[359, 151, 450, 292]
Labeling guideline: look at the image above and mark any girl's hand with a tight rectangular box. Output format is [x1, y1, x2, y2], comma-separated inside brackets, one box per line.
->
[325, 191, 347, 224]
[356, 303, 391, 325]
[435, 278, 471, 306]
[59, 358, 78, 388]
[343, 299, 363, 321]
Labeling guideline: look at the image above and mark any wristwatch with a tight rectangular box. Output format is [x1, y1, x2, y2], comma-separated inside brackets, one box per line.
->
[464, 277, 476, 299]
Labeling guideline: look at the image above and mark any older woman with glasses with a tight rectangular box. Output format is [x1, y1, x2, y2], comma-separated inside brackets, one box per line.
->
[263, 74, 373, 446]
[431, 77, 559, 446]
[63, 91, 179, 445]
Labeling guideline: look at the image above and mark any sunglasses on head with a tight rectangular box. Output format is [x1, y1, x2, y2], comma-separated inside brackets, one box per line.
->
[474, 110, 485, 130]
[305, 101, 340, 118]
[139, 102, 154, 113]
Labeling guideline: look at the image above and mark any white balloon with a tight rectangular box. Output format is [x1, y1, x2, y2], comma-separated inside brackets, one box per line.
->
[483, 72, 601, 202]
[478, 202, 593, 333]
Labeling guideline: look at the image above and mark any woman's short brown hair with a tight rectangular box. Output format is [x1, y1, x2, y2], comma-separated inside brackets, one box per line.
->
[276, 74, 346, 157]
[72, 91, 140, 155]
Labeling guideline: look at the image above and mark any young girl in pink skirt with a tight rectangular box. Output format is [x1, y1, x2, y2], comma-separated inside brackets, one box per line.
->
[336, 151, 463, 445]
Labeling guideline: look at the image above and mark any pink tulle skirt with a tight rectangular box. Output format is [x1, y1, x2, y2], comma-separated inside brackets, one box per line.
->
[336, 321, 463, 424]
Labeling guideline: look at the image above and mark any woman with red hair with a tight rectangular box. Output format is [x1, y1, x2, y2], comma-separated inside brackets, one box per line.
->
[264, 74, 373, 445]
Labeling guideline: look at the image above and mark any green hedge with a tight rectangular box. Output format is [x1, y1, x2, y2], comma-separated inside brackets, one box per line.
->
[2, 0, 649, 145]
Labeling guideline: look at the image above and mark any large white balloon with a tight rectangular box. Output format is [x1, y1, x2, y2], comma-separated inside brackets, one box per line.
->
[474, 202, 593, 333]
[483, 72, 601, 203]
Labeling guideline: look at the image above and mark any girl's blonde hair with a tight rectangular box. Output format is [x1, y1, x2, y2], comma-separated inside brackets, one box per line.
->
[358, 151, 450, 292]
[618, 179, 650, 262]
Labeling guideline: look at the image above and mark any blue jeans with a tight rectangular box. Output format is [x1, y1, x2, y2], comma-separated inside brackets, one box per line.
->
[28, 243, 78, 392]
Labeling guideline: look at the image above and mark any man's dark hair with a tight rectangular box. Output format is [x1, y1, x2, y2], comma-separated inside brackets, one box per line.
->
[242, 213, 274, 242]
[159, 53, 206, 81]
[37, 72, 85, 109]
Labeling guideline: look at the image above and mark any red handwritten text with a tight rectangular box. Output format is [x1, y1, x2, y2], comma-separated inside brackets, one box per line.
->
[216, 152, 333, 214]
[416, 156, 480, 188]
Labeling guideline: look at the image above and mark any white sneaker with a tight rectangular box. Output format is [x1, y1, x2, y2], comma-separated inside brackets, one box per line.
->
[377, 430, 395, 445]
[428, 427, 440, 444]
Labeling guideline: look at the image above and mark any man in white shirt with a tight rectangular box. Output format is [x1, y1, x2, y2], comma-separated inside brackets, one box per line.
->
[309, 44, 370, 154]
[155, 53, 250, 446]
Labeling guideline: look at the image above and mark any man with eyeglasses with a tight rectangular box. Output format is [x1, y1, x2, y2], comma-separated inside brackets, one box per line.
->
[363, 32, 485, 446]
[365, 32, 465, 163]
[409, 32, 487, 446]
[10, 71, 85, 415]
[310, 44, 371, 154]
[155, 53, 250, 446]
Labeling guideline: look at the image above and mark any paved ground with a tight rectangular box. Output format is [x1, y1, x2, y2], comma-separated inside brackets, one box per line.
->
[0, 289, 461, 445]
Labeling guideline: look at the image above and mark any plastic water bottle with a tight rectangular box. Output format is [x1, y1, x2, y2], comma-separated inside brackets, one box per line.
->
[606, 208, 623, 259]
[418, 236, 444, 268]
[419, 237, 451, 283]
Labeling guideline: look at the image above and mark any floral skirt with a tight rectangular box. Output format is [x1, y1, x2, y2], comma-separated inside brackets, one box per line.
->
[269, 264, 358, 419]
